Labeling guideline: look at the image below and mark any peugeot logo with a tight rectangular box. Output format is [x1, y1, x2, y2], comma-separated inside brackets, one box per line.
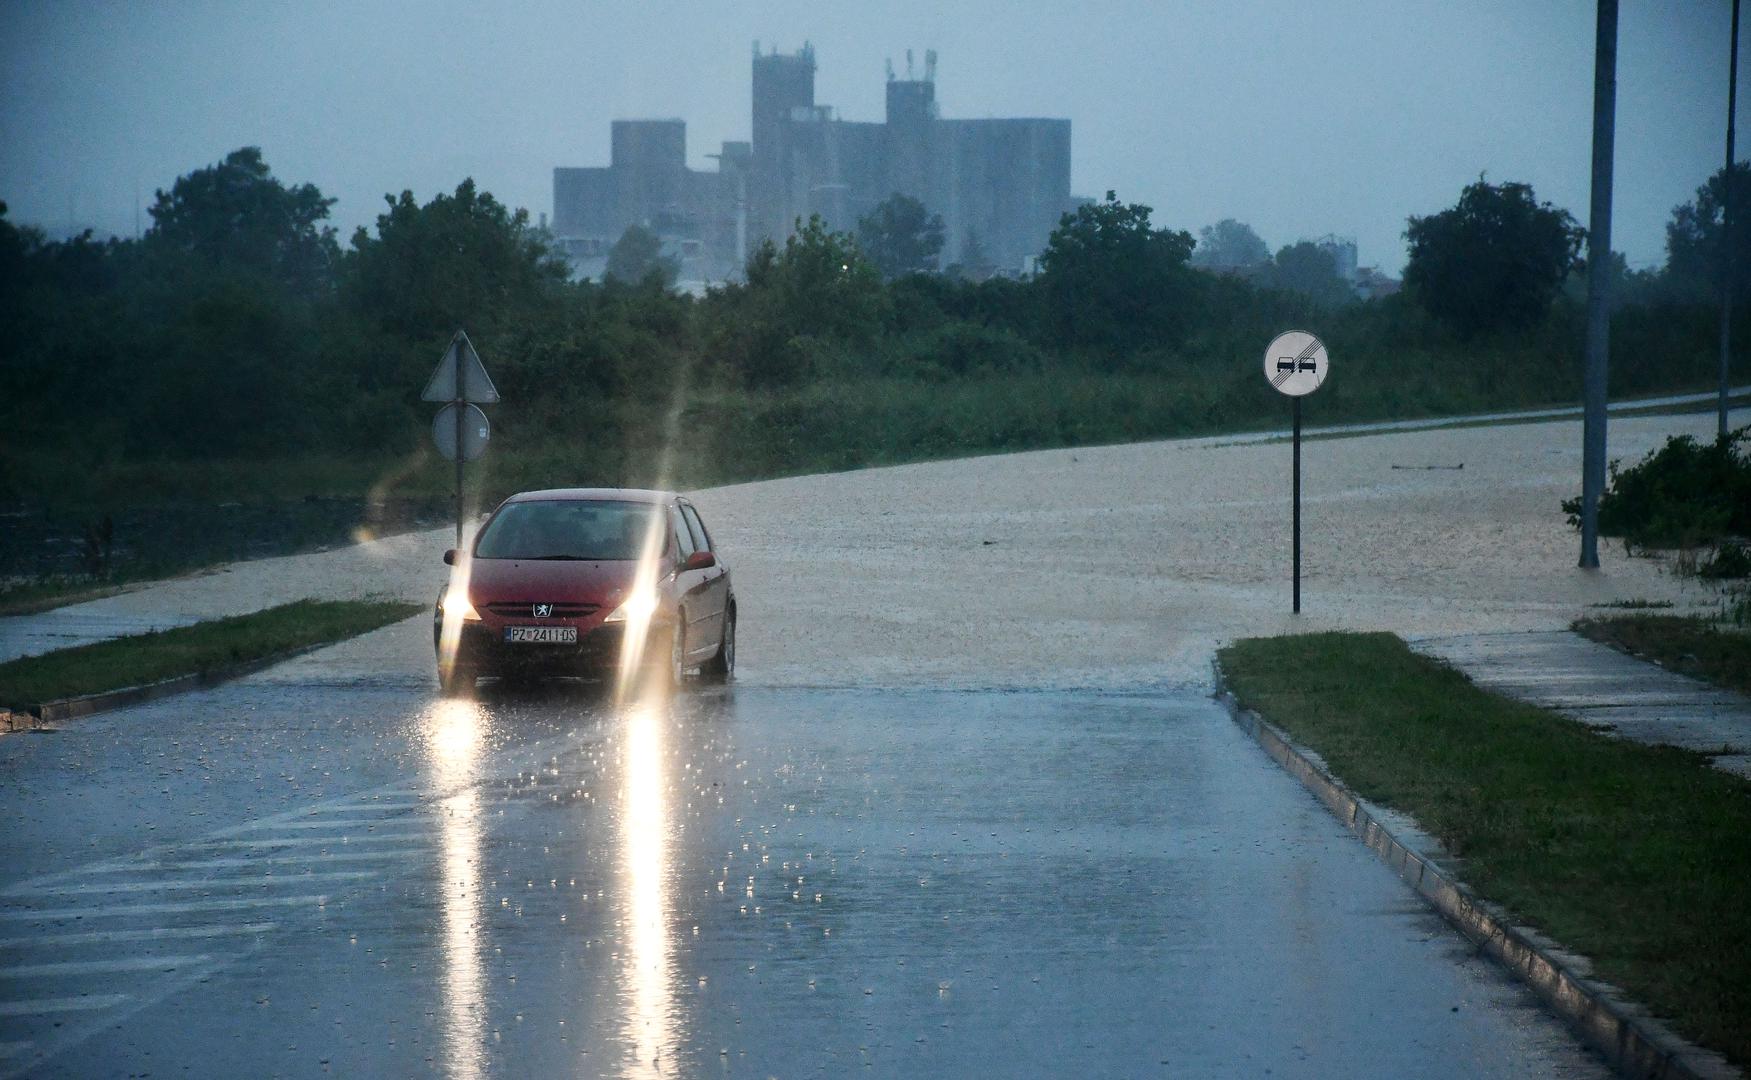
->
[532, 603, 553, 618]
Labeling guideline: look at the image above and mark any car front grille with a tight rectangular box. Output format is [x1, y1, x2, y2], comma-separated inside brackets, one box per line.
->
[484, 601, 601, 619]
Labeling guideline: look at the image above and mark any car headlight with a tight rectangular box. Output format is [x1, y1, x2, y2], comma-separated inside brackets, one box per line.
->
[440, 590, 481, 621]
[603, 588, 658, 624]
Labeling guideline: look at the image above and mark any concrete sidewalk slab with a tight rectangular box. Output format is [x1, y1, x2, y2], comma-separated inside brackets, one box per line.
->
[1413, 630, 1751, 778]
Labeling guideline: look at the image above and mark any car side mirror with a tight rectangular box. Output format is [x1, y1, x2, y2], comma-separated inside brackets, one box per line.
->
[682, 550, 716, 571]
[443, 549, 457, 566]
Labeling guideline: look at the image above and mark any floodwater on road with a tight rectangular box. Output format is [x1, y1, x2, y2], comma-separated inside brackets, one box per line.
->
[7, 405, 1741, 676]
[11, 410, 1732, 1075]
[0, 623, 1606, 1078]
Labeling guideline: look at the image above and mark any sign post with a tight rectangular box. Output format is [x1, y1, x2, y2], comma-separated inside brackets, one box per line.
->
[1262, 331, 1329, 613]
[422, 330, 500, 548]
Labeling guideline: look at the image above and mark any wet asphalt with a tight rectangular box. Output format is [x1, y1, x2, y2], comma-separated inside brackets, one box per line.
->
[0, 620, 1607, 1078]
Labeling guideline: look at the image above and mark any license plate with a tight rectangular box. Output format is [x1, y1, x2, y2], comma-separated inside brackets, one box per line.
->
[505, 626, 577, 644]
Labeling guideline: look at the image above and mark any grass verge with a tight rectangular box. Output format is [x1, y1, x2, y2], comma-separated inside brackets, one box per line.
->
[1217, 631, 1751, 1070]
[1574, 614, 1751, 697]
[0, 599, 424, 707]
[0, 578, 137, 617]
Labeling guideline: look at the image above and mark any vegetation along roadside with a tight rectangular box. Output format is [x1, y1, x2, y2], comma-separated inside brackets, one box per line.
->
[4, 152, 1747, 609]
[1573, 614, 1751, 697]
[1218, 631, 1751, 1071]
[0, 599, 424, 710]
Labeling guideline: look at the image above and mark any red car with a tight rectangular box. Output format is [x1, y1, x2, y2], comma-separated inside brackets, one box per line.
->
[434, 488, 734, 693]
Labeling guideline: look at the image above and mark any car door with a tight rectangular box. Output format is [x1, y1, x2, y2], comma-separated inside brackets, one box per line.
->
[678, 500, 728, 658]
[668, 503, 718, 662]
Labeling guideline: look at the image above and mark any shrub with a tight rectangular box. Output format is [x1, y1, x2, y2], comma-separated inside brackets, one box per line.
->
[893, 322, 1046, 379]
[1700, 540, 1751, 580]
[1563, 426, 1751, 548]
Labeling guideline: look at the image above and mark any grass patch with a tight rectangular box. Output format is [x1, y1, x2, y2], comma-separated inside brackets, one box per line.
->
[0, 599, 423, 707]
[1574, 614, 1751, 697]
[0, 577, 137, 617]
[1218, 631, 1751, 1069]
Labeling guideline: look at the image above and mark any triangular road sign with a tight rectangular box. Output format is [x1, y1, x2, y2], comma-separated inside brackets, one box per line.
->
[421, 330, 500, 403]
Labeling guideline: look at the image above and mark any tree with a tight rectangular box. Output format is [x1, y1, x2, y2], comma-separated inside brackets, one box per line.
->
[1666, 161, 1751, 303]
[1264, 241, 1354, 307]
[746, 216, 885, 340]
[706, 215, 886, 386]
[604, 224, 679, 287]
[146, 147, 339, 295]
[343, 179, 568, 342]
[1190, 218, 1269, 273]
[1403, 178, 1584, 337]
[855, 193, 945, 279]
[946, 227, 996, 282]
[1036, 191, 1197, 353]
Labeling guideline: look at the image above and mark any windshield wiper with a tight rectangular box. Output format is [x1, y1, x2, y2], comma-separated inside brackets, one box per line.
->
[528, 554, 590, 561]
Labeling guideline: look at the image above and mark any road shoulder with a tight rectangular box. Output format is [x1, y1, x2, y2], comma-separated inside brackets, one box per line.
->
[1218, 637, 1751, 1071]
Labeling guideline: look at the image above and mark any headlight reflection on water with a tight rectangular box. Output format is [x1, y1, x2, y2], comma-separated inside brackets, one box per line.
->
[620, 701, 680, 1074]
[423, 698, 489, 1080]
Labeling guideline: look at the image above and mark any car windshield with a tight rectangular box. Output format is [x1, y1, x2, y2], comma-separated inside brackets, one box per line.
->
[473, 499, 662, 561]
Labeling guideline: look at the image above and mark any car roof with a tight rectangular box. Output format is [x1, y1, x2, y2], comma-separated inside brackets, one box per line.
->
[501, 487, 676, 506]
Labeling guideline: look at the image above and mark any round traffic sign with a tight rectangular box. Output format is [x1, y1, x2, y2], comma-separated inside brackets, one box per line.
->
[432, 402, 491, 462]
[1263, 331, 1329, 396]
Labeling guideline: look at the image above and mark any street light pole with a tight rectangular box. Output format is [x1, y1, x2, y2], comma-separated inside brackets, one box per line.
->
[1580, 0, 1618, 570]
[1722, 0, 1741, 439]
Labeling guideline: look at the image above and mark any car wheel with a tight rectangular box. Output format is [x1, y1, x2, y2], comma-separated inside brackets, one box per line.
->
[668, 620, 687, 688]
[642, 619, 685, 693]
[703, 610, 735, 683]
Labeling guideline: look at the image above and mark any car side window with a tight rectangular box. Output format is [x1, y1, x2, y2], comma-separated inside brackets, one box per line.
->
[669, 506, 695, 560]
[680, 503, 710, 553]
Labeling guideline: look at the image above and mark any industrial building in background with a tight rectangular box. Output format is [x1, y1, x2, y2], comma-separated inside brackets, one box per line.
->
[551, 44, 1076, 288]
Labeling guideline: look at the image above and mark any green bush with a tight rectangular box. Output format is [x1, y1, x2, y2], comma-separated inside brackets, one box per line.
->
[1701, 540, 1751, 580]
[892, 322, 1047, 379]
[1563, 427, 1751, 548]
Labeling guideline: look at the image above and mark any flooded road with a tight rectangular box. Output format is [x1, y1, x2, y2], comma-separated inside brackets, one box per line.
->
[0, 623, 1605, 1078]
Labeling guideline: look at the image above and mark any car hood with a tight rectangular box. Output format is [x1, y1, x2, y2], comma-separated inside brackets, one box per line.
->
[464, 558, 639, 606]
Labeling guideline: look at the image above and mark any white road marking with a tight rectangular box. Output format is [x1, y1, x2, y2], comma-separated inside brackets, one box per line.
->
[0, 922, 277, 949]
[43, 838, 438, 877]
[0, 994, 130, 1017]
[0, 894, 328, 921]
[11, 870, 378, 897]
[241, 817, 417, 831]
[181, 830, 434, 850]
[0, 954, 214, 979]
[106, 849, 415, 872]
[305, 801, 427, 814]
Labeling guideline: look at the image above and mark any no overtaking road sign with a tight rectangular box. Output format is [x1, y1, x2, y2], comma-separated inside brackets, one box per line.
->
[1262, 330, 1329, 614]
[1263, 331, 1328, 397]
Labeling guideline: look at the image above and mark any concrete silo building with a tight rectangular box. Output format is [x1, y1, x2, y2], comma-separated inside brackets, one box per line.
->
[551, 44, 1074, 286]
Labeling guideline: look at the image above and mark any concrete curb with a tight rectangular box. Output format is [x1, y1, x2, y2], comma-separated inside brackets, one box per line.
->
[1, 642, 331, 733]
[1212, 667, 1740, 1080]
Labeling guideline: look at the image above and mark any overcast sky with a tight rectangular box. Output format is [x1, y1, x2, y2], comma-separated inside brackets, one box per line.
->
[0, 0, 1739, 274]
